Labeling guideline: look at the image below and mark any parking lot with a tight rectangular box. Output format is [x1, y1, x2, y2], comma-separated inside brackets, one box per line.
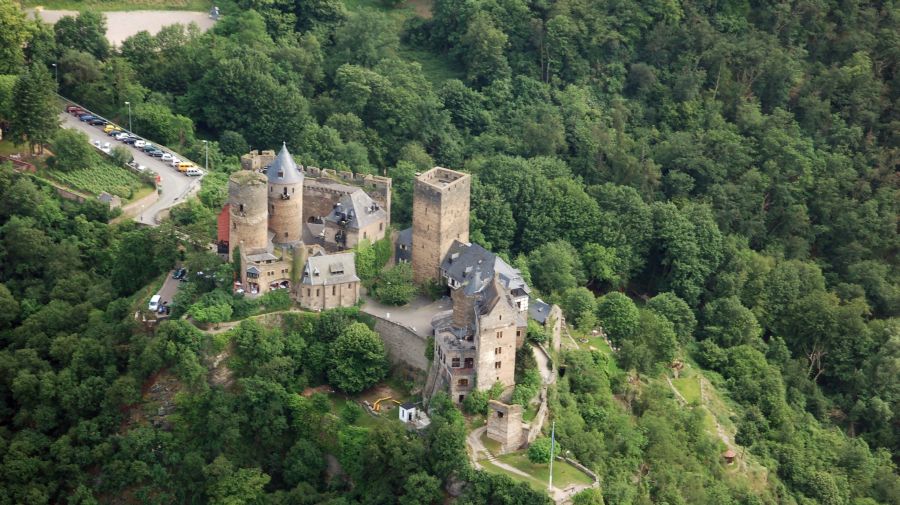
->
[59, 107, 203, 225]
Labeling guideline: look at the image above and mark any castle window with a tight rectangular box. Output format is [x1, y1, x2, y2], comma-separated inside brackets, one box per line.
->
[464, 358, 473, 368]
[458, 395, 464, 403]
[451, 357, 460, 368]
[495, 347, 501, 355]
[306, 289, 310, 297]
[363, 232, 367, 239]
[316, 288, 320, 296]
[497, 411, 504, 419]
[239, 204, 244, 213]
[332, 286, 336, 295]
[457, 378, 468, 386]
[499, 315, 502, 321]
[517, 330, 522, 338]
[271, 205, 274, 214]
[232, 222, 236, 230]
[284, 232, 288, 238]
[379, 223, 383, 231]
[496, 331, 503, 339]
[494, 361, 501, 369]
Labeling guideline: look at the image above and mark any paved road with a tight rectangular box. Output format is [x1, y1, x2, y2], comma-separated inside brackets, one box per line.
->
[157, 270, 183, 306]
[28, 9, 216, 46]
[59, 111, 202, 225]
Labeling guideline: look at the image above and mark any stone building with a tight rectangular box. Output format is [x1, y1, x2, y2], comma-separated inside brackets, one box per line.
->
[432, 270, 523, 404]
[322, 190, 388, 249]
[222, 144, 382, 308]
[411, 167, 470, 284]
[295, 250, 360, 310]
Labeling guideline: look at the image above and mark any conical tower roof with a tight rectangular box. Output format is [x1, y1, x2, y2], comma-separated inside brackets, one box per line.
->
[268, 143, 304, 185]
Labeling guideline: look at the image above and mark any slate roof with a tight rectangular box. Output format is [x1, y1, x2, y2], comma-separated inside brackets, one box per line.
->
[325, 190, 386, 231]
[267, 143, 304, 185]
[441, 241, 530, 296]
[400, 402, 416, 410]
[529, 297, 552, 324]
[397, 227, 412, 248]
[301, 251, 359, 286]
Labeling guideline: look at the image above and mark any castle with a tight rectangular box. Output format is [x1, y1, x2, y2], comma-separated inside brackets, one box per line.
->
[221, 153, 556, 408]
[219, 144, 391, 309]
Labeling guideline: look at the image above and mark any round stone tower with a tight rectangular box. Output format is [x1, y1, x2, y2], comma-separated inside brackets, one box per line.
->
[267, 143, 304, 244]
[228, 170, 269, 257]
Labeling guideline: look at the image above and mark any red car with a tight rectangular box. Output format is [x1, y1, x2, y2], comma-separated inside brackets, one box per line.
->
[67, 106, 84, 115]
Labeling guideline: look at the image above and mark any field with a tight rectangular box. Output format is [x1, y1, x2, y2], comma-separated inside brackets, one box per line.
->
[48, 163, 152, 200]
[481, 452, 594, 493]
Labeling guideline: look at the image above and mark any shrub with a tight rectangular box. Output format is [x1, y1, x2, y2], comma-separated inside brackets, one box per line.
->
[527, 437, 553, 465]
[258, 289, 292, 312]
[371, 262, 416, 306]
[462, 389, 489, 415]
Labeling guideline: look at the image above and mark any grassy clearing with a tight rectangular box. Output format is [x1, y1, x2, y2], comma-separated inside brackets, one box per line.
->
[481, 452, 594, 493]
[672, 376, 701, 404]
[397, 45, 465, 85]
[24, 0, 210, 12]
[522, 401, 539, 423]
[480, 430, 502, 456]
[573, 330, 622, 374]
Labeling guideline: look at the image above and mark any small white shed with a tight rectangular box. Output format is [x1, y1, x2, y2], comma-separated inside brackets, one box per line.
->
[399, 402, 417, 423]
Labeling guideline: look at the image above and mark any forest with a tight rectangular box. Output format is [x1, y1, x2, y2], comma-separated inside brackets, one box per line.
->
[0, 0, 898, 503]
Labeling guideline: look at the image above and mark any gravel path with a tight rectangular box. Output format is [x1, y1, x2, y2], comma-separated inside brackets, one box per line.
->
[27, 9, 216, 46]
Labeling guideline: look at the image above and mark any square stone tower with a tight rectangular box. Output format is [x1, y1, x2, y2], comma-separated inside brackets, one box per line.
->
[411, 167, 471, 284]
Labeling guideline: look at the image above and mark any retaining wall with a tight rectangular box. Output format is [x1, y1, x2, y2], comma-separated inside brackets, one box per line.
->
[370, 315, 429, 372]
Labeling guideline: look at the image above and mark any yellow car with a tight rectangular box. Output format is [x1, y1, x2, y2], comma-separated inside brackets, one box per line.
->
[177, 162, 195, 173]
[103, 124, 121, 134]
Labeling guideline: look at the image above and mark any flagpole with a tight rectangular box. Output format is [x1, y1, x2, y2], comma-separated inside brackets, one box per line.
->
[548, 420, 556, 492]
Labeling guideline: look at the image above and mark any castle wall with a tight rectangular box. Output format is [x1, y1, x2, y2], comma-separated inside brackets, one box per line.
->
[411, 168, 471, 284]
[369, 316, 429, 371]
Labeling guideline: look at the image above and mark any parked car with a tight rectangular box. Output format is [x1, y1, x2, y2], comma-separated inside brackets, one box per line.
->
[173, 268, 187, 280]
[123, 136, 138, 145]
[89, 118, 107, 126]
[134, 140, 146, 148]
[161, 153, 173, 161]
[148, 294, 160, 312]
[185, 167, 203, 177]
[115, 132, 130, 141]
[148, 149, 164, 157]
[142, 144, 157, 153]
[103, 124, 120, 133]
[79, 114, 94, 122]
[65, 105, 80, 113]
[170, 157, 182, 166]
[177, 162, 194, 172]
[92, 140, 101, 148]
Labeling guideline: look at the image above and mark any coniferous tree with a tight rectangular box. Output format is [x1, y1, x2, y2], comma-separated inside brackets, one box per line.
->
[9, 65, 58, 154]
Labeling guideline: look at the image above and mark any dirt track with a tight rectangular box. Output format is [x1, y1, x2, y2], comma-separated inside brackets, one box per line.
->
[27, 9, 215, 45]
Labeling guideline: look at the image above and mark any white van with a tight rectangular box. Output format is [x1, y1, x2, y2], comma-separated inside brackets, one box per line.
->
[185, 167, 203, 177]
[134, 140, 146, 148]
[149, 294, 161, 312]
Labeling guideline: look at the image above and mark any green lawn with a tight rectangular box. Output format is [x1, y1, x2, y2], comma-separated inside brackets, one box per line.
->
[397, 45, 465, 85]
[480, 430, 502, 456]
[522, 401, 539, 423]
[574, 331, 622, 374]
[481, 452, 594, 493]
[672, 376, 701, 404]
[24, 0, 210, 12]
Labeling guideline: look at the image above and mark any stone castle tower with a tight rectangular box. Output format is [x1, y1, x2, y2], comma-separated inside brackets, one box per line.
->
[267, 143, 305, 244]
[228, 170, 269, 257]
[411, 167, 471, 284]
